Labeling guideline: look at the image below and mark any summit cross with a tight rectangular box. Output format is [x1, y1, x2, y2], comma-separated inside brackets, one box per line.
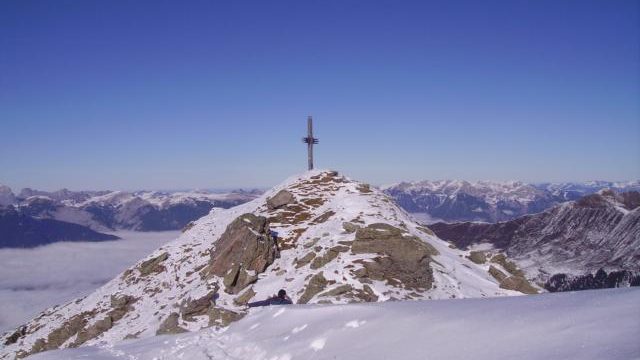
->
[302, 116, 319, 170]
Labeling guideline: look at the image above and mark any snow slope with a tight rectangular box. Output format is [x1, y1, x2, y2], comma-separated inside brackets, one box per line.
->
[29, 288, 640, 360]
[1, 171, 521, 359]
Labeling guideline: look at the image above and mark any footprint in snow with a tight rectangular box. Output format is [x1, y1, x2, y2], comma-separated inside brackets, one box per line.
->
[344, 320, 366, 328]
[310, 338, 326, 351]
[292, 324, 307, 333]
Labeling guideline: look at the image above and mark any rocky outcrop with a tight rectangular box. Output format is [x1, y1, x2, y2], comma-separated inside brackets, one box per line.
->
[351, 223, 438, 291]
[467, 251, 486, 264]
[298, 272, 328, 304]
[205, 214, 278, 294]
[138, 252, 168, 276]
[499, 276, 538, 294]
[310, 246, 348, 269]
[180, 291, 215, 321]
[267, 190, 296, 210]
[156, 313, 187, 335]
[208, 308, 244, 327]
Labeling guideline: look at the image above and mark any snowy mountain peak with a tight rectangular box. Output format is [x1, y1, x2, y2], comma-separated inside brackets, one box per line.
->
[0, 185, 15, 207]
[1, 171, 523, 359]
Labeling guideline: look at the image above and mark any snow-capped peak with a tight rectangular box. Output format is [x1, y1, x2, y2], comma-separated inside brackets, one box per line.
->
[1, 171, 523, 359]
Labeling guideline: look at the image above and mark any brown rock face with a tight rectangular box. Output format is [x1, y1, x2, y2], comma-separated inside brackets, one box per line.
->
[25, 311, 95, 357]
[310, 246, 348, 270]
[208, 308, 244, 327]
[180, 291, 215, 321]
[499, 276, 539, 294]
[156, 313, 188, 335]
[351, 223, 437, 291]
[298, 272, 328, 304]
[207, 213, 278, 294]
[468, 251, 487, 264]
[489, 265, 507, 282]
[491, 254, 524, 277]
[267, 190, 296, 210]
[138, 252, 169, 276]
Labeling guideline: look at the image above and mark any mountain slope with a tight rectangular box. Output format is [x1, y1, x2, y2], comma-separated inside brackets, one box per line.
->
[430, 190, 640, 280]
[1, 171, 523, 359]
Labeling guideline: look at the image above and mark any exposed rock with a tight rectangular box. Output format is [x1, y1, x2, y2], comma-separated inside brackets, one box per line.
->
[182, 221, 196, 232]
[223, 264, 241, 289]
[355, 285, 379, 302]
[342, 222, 361, 233]
[267, 190, 296, 210]
[4, 326, 26, 346]
[156, 313, 187, 335]
[138, 252, 168, 276]
[319, 284, 353, 297]
[357, 184, 373, 193]
[310, 247, 342, 269]
[28, 339, 46, 357]
[72, 316, 112, 346]
[500, 276, 539, 294]
[31, 311, 94, 353]
[302, 237, 320, 249]
[234, 288, 256, 305]
[206, 214, 278, 294]
[489, 265, 507, 282]
[298, 272, 328, 304]
[208, 307, 245, 327]
[491, 254, 524, 277]
[181, 291, 215, 321]
[108, 294, 137, 321]
[312, 210, 335, 224]
[295, 252, 316, 268]
[351, 223, 437, 290]
[468, 251, 487, 264]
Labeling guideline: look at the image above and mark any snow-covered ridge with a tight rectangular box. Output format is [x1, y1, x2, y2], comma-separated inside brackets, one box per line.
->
[1, 171, 524, 359]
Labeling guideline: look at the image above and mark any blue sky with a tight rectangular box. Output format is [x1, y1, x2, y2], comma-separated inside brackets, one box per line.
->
[1, 1, 638, 191]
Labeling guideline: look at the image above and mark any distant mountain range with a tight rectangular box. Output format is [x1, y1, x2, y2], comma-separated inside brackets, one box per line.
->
[0, 186, 262, 248]
[383, 180, 640, 223]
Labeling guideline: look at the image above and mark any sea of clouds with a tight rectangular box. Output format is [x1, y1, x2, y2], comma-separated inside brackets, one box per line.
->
[0, 231, 180, 333]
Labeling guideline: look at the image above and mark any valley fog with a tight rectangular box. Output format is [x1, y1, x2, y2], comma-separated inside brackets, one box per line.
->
[0, 231, 179, 332]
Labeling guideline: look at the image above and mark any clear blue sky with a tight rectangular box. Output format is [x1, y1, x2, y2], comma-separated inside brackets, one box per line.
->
[1, 0, 638, 191]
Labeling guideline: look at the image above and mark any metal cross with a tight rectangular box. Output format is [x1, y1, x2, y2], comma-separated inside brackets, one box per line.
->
[302, 116, 319, 170]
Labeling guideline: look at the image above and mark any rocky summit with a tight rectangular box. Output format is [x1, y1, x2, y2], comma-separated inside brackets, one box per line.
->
[0, 171, 525, 359]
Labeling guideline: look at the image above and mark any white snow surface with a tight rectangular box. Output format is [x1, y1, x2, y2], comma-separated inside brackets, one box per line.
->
[29, 288, 640, 360]
[1, 171, 523, 359]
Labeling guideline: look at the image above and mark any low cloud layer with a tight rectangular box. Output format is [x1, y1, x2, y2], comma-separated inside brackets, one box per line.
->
[0, 231, 180, 333]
